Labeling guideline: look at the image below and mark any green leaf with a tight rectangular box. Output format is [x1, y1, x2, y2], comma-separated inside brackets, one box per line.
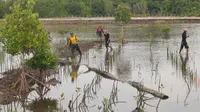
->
[103, 98, 108, 103]
[76, 87, 81, 92]
[60, 93, 64, 98]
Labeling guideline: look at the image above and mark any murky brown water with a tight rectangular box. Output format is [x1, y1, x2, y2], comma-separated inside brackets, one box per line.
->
[0, 23, 200, 112]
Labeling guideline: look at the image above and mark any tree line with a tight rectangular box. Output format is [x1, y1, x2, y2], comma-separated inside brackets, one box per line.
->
[0, 0, 200, 18]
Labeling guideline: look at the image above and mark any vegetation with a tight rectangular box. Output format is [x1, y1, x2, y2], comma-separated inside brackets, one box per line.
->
[161, 25, 171, 37]
[27, 98, 58, 112]
[161, 26, 170, 34]
[1, 0, 200, 18]
[114, 3, 131, 44]
[0, 0, 57, 69]
[114, 3, 132, 23]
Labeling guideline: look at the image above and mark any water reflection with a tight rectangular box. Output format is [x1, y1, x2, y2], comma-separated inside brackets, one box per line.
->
[26, 98, 58, 112]
[179, 54, 192, 107]
[1, 24, 200, 112]
[132, 92, 159, 112]
[105, 50, 114, 72]
[66, 78, 125, 112]
[180, 54, 188, 77]
[70, 56, 82, 83]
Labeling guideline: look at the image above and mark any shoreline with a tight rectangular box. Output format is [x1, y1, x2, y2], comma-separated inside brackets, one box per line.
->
[39, 17, 200, 24]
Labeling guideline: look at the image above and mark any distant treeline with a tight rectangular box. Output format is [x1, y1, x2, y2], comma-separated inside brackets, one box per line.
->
[1, 0, 200, 18]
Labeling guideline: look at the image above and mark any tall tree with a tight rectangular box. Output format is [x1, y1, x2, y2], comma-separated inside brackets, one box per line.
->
[114, 3, 132, 23]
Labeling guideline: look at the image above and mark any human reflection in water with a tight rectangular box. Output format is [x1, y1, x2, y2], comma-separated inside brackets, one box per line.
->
[70, 56, 82, 83]
[180, 54, 192, 106]
[104, 50, 113, 72]
[180, 54, 188, 76]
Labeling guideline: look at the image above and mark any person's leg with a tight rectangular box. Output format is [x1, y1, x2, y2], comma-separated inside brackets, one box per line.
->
[71, 45, 75, 56]
[97, 31, 101, 37]
[99, 32, 102, 37]
[108, 45, 112, 50]
[186, 48, 189, 56]
[179, 43, 184, 53]
[108, 42, 112, 50]
[185, 42, 189, 56]
[105, 42, 108, 50]
[76, 44, 82, 56]
[107, 42, 112, 50]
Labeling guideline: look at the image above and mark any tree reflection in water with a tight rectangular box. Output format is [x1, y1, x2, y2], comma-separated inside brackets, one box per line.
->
[104, 46, 132, 81]
[26, 98, 58, 112]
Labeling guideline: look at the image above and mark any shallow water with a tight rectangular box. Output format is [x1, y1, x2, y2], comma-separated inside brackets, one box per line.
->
[0, 23, 200, 112]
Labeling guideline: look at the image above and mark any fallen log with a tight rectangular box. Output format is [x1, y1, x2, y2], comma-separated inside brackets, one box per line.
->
[58, 59, 169, 100]
[84, 65, 169, 100]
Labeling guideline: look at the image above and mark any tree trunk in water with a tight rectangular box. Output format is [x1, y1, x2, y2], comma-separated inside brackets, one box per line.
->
[120, 21, 124, 45]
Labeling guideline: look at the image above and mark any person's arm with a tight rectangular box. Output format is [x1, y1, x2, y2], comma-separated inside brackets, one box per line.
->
[108, 33, 110, 42]
[96, 28, 98, 33]
[75, 36, 80, 42]
[186, 33, 189, 38]
[67, 37, 71, 48]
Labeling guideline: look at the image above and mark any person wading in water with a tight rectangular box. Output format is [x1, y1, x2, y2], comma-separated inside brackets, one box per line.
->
[104, 30, 112, 51]
[67, 32, 82, 56]
[96, 25, 104, 38]
[179, 28, 189, 56]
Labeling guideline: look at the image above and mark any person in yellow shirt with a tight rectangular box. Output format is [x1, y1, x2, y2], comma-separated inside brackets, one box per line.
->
[67, 32, 82, 56]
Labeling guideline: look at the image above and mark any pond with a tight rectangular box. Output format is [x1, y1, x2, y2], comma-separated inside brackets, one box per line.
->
[0, 23, 200, 112]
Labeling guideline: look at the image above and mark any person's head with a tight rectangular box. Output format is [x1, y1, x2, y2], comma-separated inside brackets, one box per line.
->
[104, 30, 108, 34]
[70, 32, 74, 36]
[184, 28, 187, 32]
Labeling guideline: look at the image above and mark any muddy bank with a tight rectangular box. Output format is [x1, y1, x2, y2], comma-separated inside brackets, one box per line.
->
[54, 41, 96, 58]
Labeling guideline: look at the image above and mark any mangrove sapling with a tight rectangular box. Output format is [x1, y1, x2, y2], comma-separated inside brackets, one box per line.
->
[160, 26, 171, 38]
[99, 81, 126, 112]
[114, 3, 131, 45]
[67, 75, 102, 112]
[133, 65, 158, 111]
[83, 75, 102, 101]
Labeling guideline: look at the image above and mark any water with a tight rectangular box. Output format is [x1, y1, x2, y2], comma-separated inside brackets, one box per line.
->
[0, 23, 200, 112]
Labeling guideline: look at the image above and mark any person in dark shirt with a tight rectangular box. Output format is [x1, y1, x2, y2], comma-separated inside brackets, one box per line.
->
[104, 30, 112, 50]
[179, 28, 189, 55]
